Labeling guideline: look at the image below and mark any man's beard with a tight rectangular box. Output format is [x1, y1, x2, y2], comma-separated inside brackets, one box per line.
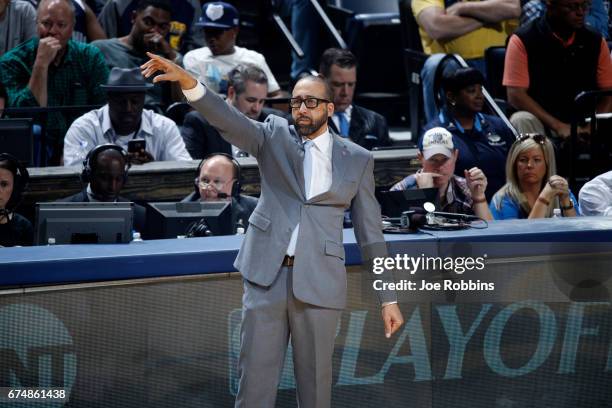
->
[295, 115, 327, 137]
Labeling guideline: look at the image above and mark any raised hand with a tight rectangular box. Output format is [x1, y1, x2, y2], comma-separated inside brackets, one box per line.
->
[141, 52, 197, 90]
[415, 171, 442, 188]
[35, 37, 62, 68]
[464, 167, 487, 199]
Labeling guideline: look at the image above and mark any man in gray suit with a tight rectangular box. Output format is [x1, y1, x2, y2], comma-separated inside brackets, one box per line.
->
[142, 53, 404, 408]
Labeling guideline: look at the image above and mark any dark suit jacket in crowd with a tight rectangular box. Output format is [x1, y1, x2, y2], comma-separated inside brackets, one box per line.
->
[181, 191, 258, 234]
[59, 189, 147, 233]
[181, 107, 293, 159]
[328, 104, 391, 150]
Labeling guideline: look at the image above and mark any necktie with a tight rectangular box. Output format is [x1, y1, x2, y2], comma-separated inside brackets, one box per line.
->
[303, 140, 313, 197]
[335, 112, 349, 137]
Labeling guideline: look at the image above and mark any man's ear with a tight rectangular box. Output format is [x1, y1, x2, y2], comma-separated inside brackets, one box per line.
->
[227, 86, 236, 102]
[417, 151, 424, 163]
[327, 101, 335, 118]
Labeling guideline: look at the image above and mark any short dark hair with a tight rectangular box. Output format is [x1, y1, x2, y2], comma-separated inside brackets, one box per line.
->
[135, 0, 172, 14]
[294, 75, 334, 102]
[319, 48, 357, 78]
[442, 67, 485, 94]
[228, 64, 268, 96]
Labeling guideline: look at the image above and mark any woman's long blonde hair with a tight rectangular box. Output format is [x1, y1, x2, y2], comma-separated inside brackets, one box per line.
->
[493, 134, 557, 216]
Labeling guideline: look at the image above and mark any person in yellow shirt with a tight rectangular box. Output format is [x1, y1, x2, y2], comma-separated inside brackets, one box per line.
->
[412, 0, 520, 121]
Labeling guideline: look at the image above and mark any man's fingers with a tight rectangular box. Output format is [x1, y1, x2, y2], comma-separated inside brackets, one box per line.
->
[384, 315, 392, 338]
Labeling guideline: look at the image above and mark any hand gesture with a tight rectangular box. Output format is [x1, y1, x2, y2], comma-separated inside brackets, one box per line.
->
[143, 33, 176, 60]
[128, 149, 154, 165]
[464, 167, 487, 200]
[415, 171, 441, 188]
[544, 175, 570, 200]
[35, 37, 62, 67]
[141, 52, 197, 90]
[382, 303, 404, 338]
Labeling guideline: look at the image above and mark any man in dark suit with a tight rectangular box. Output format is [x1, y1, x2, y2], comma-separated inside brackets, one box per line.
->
[181, 153, 257, 233]
[319, 48, 391, 150]
[181, 63, 291, 159]
[59, 144, 146, 232]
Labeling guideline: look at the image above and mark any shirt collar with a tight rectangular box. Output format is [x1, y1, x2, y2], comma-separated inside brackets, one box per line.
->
[101, 105, 151, 140]
[303, 128, 332, 157]
[439, 111, 484, 134]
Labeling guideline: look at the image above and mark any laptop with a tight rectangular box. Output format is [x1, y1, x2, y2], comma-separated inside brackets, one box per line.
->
[378, 187, 439, 217]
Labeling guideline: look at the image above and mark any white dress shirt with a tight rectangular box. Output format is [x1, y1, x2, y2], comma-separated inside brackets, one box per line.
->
[285, 130, 333, 256]
[63, 105, 192, 166]
[579, 170, 612, 216]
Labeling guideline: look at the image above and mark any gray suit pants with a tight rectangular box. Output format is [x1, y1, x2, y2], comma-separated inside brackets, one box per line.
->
[235, 266, 341, 408]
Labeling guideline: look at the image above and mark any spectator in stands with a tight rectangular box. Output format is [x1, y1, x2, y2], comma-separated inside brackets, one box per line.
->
[490, 133, 580, 219]
[318, 48, 391, 150]
[0, 0, 37, 57]
[579, 170, 612, 216]
[0, 153, 32, 247]
[423, 67, 516, 200]
[98, 0, 202, 54]
[63, 67, 191, 166]
[504, 0, 612, 139]
[92, 0, 180, 112]
[413, 0, 520, 121]
[60, 144, 146, 231]
[183, 2, 281, 96]
[0, 0, 109, 166]
[181, 63, 290, 159]
[182, 153, 257, 234]
[391, 127, 493, 220]
[69, 0, 107, 43]
[521, 0, 609, 39]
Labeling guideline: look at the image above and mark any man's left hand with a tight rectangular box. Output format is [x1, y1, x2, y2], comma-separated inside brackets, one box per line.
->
[382, 303, 404, 338]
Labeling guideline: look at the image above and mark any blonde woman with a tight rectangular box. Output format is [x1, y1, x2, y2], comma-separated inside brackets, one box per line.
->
[490, 134, 580, 219]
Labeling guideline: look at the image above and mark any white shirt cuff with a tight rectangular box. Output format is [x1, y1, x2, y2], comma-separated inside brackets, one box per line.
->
[382, 301, 398, 307]
[182, 82, 206, 102]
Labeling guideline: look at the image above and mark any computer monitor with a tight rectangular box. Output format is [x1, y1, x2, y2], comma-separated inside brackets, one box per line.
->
[145, 201, 232, 239]
[0, 118, 33, 166]
[378, 187, 439, 217]
[35, 202, 134, 245]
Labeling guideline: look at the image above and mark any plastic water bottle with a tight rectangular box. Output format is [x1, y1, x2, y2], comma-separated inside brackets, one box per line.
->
[131, 232, 144, 243]
[552, 208, 562, 218]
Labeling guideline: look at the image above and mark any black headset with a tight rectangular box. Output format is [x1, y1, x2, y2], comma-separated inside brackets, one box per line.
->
[81, 144, 131, 185]
[0, 153, 29, 210]
[194, 153, 242, 198]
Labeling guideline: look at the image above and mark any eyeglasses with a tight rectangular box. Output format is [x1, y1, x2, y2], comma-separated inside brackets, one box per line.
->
[516, 133, 547, 145]
[195, 177, 234, 191]
[556, 0, 591, 12]
[289, 97, 330, 109]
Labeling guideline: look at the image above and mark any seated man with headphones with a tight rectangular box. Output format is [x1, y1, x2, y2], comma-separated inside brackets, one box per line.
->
[0, 153, 32, 247]
[182, 153, 257, 234]
[59, 144, 146, 233]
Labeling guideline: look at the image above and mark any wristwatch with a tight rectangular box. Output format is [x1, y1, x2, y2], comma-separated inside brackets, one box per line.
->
[560, 201, 574, 211]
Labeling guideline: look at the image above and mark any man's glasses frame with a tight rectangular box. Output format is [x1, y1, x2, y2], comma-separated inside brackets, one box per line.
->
[289, 97, 330, 109]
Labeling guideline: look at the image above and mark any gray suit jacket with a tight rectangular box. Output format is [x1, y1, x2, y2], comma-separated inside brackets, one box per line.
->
[191, 90, 395, 309]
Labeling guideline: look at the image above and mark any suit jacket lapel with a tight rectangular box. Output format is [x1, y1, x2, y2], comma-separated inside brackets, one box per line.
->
[288, 125, 307, 199]
[348, 105, 364, 144]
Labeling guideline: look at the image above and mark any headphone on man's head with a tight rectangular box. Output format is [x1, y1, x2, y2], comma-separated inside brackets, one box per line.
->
[81, 144, 131, 185]
[0, 153, 29, 210]
[194, 153, 242, 198]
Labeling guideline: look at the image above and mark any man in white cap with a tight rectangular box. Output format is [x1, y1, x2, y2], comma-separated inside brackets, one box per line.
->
[391, 127, 493, 220]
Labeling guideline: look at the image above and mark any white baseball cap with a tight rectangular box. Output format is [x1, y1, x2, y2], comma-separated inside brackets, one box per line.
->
[420, 127, 454, 159]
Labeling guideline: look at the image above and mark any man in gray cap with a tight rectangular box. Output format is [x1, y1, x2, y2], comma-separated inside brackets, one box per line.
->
[63, 67, 191, 166]
[183, 1, 281, 96]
